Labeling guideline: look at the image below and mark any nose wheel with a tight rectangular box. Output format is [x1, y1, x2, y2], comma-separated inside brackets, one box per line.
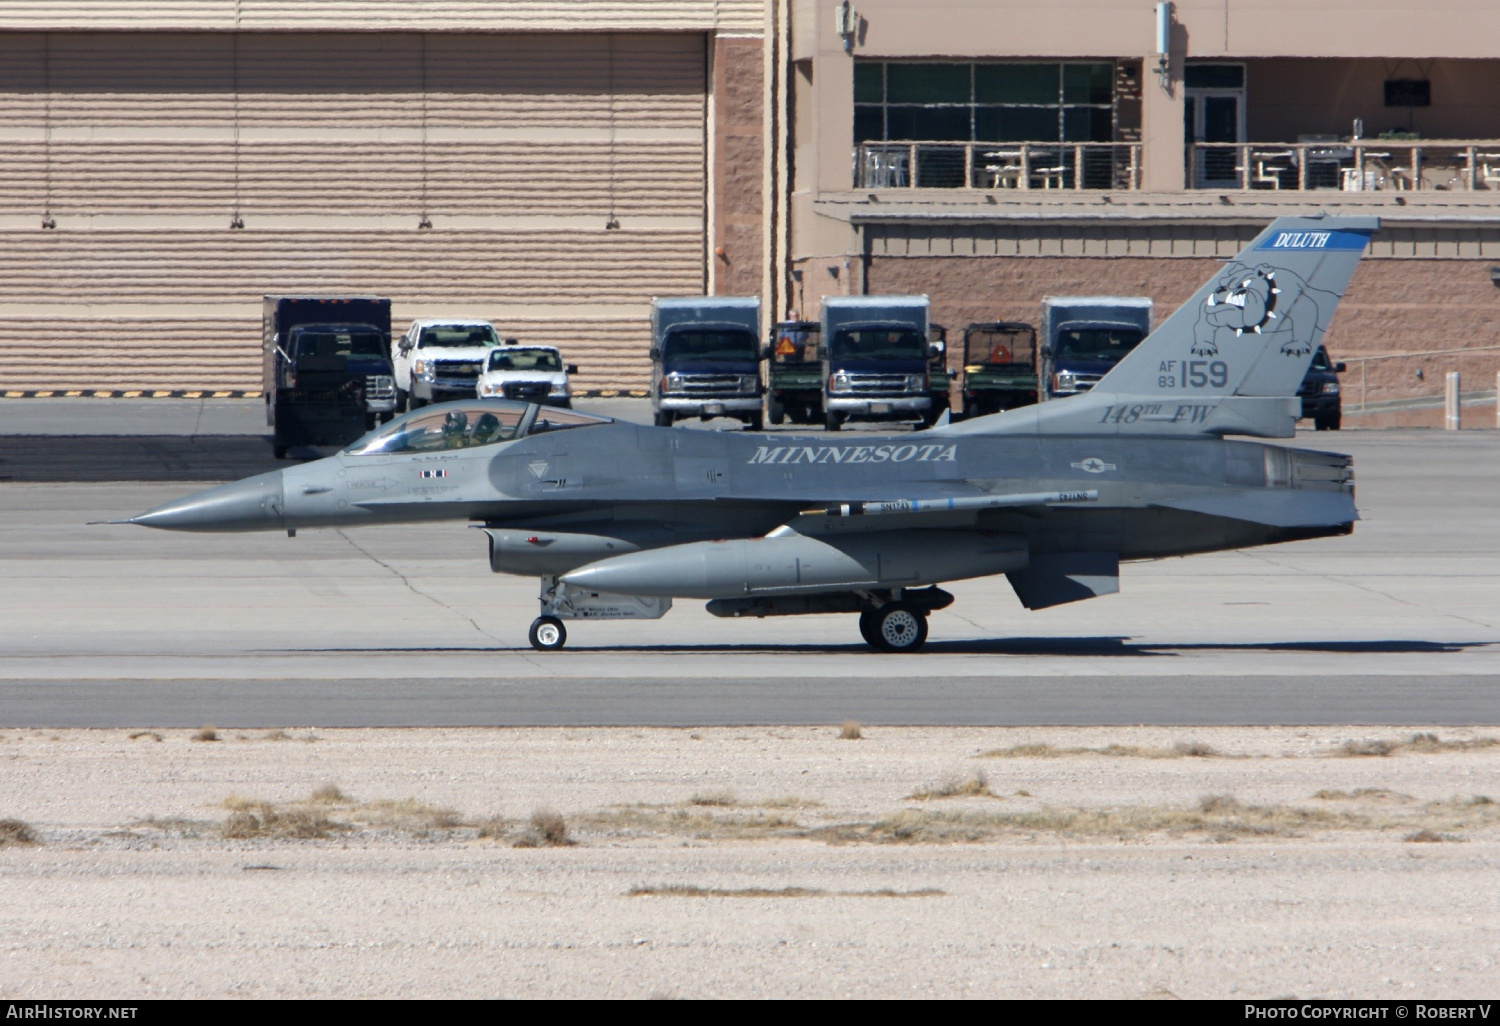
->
[860, 602, 928, 652]
[528, 616, 567, 651]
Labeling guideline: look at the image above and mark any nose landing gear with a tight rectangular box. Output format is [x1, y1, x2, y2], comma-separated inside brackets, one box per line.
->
[528, 615, 567, 651]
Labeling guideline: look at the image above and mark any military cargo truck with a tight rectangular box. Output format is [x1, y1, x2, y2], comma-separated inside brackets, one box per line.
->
[820, 295, 933, 431]
[650, 297, 765, 429]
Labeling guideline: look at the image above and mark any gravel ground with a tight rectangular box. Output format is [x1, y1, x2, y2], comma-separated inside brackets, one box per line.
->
[3, 725, 1500, 999]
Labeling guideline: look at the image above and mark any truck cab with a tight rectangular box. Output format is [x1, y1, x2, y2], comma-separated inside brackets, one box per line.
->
[1297, 345, 1346, 431]
[262, 296, 396, 459]
[766, 319, 822, 425]
[820, 295, 933, 431]
[958, 321, 1039, 418]
[393, 319, 504, 410]
[650, 297, 765, 429]
[1039, 296, 1153, 400]
[475, 341, 577, 407]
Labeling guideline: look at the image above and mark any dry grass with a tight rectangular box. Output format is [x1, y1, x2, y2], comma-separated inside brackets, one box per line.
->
[193, 726, 219, 743]
[815, 791, 1500, 845]
[220, 802, 339, 840]
[357, 799, 463, 833]
[0, 819, 40, 846]
[628, 884, 945, 898]
[839, 721, 863, 740]
[579, 807, 805, 842]
[907, 772, 996, 801]
[758, 795, 823, 809]
[688, 791, 737, 807]
[127, 731, 163, 743]
[216, 791, 461, 841]
[475, 816, 507, 840]
[980, 741, 1220, 760]
[307, 784, 352, 805]
[514, 809, 573, 848]
[1313, 788, 1412, 803]
[1339, 733, 1499, 758]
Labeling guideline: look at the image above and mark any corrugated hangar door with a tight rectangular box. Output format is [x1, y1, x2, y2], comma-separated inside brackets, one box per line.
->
[0, 31, 707, 392]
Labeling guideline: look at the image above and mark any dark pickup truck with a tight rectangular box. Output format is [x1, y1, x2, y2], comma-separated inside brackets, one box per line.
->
[263, 296, 396, 459]
[1297, 345, 1346, 430]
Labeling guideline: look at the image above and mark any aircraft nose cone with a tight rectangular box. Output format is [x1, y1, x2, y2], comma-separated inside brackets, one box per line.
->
[129, 470, 285, 532]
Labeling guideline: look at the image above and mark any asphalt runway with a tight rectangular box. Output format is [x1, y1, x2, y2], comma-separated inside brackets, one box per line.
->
[0, 403, 1495, 726]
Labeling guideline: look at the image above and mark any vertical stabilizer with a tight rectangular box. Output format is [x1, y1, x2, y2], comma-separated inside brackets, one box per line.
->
[944, 215, 1377, 439]
[1097, 215, 1376, 400]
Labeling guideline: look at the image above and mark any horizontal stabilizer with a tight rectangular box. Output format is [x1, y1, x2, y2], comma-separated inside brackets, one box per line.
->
[1007, 552, 1119, 610]
[1151, 490, 1357, 528]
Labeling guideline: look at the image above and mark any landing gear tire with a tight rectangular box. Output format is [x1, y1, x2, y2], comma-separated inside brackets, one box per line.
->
[528, 616, 567, 651]
[858, 609, 880, 649]
[653, 410, 674, 427]
[871, 602, 928, 652]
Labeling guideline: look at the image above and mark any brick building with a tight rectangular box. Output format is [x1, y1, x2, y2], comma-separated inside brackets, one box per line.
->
[776, 0, 1500, 412]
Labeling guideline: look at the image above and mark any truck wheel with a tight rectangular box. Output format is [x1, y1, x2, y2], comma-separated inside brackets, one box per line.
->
[745, 412, 764, 432]
[395, 388, 409, 413]
[1315, 412, 1341, 431]
[528, 616, 567, 652]
[410, 396, 427, 410]
[871, 602, 928, 653]
[365, 414, 377, 432]
[273, 444, 287, 460]
[824, 411, 843, 432]
[653, 410, 674, 427]
[768, 397, 785, 426]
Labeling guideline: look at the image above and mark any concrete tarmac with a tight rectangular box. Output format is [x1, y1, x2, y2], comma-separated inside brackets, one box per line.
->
[0, 410, 1495, 727]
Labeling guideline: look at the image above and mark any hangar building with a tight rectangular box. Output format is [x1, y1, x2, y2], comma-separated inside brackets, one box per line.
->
[0, 1, 766, 393]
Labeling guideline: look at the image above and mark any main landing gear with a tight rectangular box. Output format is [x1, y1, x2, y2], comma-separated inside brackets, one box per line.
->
[857, 600, 931, 652]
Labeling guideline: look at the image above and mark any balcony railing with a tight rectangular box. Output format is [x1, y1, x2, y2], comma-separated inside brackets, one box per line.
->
[854, 142, 1141, 190]
[1188, 141, 1500, 192]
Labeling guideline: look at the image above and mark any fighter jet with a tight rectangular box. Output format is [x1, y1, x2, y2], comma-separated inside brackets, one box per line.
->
[121, 215, 1374, 652]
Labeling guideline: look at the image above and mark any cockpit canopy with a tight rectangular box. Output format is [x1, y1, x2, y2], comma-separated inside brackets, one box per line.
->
[341, 400, 612, 456]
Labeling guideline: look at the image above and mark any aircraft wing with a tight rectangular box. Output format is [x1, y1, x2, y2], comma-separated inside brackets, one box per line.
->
[768, 489, 1099, 535]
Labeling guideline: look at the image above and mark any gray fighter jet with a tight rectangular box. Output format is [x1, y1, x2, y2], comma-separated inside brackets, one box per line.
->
[121, 215, 1374, 652]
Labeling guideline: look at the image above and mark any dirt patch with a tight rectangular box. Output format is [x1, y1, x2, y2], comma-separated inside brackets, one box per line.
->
[629, 884, 944, 898]
[980, 741, 1221, 760]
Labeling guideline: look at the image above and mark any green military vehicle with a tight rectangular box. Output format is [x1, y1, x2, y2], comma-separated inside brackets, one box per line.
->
[958, 321, 1040, 419]
[766, 320, 823, 425]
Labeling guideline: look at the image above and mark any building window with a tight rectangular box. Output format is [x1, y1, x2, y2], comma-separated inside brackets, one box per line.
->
[854, 60, 1116, 145]
[1384, 79, 1431, 107]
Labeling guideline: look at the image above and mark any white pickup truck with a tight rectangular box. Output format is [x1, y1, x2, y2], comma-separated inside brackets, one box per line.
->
[392, 319, 504, 410]
[475, 342, 576, 407]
